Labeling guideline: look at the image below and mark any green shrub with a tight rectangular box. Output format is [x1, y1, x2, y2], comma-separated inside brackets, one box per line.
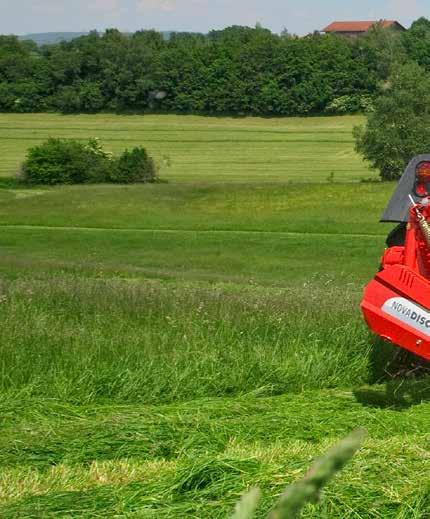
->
[109, 147, 156, 184]
[21, 138, 111, 185]
[21, 139, 156, 185]
[325, 94, 373, 114]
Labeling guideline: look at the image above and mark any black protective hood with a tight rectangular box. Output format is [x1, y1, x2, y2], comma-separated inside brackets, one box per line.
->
[381, 154, 430, 223]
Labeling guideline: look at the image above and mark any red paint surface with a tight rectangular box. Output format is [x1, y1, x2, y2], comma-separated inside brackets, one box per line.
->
[361, 205, 430, 361]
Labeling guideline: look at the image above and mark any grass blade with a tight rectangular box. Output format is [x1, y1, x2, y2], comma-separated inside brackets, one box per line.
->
[231, 488, 262, 519]
[268, 428, 366, 519]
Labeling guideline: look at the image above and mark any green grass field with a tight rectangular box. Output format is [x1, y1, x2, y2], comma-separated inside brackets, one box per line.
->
[1, 114, 429, 518]
[0, 113, 373, 182]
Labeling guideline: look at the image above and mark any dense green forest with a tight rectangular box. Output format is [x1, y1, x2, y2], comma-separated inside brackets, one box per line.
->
[1, 18, 430, 116]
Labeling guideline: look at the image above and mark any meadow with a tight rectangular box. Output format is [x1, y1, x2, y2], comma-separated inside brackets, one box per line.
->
[1, 114, 429, 518]
[0, 113, 372, 182]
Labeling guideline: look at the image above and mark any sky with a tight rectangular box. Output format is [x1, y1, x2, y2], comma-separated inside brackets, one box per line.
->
[0, 0, 427, 36]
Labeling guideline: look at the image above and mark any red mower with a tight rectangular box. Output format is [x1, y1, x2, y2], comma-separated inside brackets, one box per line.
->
[361, 155, 430, 363]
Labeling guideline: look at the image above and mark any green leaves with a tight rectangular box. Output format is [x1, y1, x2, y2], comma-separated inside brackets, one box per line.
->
[355, 62, 430, 180]
[109, 146, 156, 184]
[0, 25, 391, 116]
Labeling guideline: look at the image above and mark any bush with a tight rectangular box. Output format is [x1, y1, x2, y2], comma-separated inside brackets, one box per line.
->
[354, 63, 430, 180]
[21, 138, 111, 184]
[325, 94, 373, 114]
[21, 138, 157, 185]
[109, 147, 156, 184]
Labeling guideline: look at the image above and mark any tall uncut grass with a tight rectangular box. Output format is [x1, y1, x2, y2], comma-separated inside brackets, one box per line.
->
[0, 276, 373, 404]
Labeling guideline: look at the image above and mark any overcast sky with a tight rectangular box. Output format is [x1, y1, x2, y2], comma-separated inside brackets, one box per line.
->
[0, 0, 427, 36]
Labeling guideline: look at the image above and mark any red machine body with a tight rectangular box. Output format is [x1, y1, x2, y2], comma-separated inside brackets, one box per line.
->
[361, 203, 430, 361]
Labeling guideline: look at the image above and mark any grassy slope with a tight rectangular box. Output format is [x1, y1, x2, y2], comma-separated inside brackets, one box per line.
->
[1, 114, 429, 517]
[0, 113, 373, 182]
[0, 226, 383, 284]
[0, 182, 393, 234]
[0, 183, 393, 284]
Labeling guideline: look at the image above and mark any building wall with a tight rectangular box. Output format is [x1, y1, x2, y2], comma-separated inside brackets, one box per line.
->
[335, 31, 363, 38]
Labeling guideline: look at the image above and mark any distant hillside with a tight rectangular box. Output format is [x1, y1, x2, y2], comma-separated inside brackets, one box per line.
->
[18, 31, 177, 45]
[18, 32, 88, 45]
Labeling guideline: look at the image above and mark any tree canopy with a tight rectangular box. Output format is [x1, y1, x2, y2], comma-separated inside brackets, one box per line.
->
[0, 23, 409, 116]
[354, 62, 430, 180]
[0, 21, 429, 116]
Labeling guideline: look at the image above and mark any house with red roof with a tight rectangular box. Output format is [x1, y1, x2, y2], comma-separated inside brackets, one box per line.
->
[322, 20, 406, 38]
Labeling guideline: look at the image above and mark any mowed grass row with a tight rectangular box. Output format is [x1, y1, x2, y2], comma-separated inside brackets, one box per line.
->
[1, 386, 430, 518]
[0, 114, 373, 182]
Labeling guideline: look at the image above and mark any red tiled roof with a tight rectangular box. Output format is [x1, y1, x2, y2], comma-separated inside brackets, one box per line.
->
[323, 20, 402, 33]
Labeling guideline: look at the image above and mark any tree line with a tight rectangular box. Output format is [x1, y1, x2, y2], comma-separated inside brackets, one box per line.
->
[1, 18, 430, 116]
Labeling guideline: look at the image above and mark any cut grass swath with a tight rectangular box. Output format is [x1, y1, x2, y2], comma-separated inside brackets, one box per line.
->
[233, 429, 365, 519]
